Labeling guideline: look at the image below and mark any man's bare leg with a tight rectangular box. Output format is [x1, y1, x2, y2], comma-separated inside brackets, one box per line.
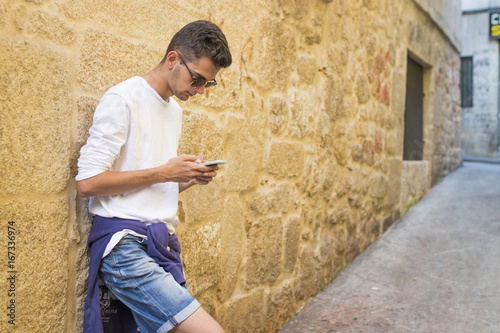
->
[170, 307, 224, 333]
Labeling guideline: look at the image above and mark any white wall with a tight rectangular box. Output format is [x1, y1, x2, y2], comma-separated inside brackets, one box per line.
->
[414, 0, 462, 50]
[461, 10, 500, 156]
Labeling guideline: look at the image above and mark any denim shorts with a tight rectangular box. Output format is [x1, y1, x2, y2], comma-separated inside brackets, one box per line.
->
[99, 234, 200, 333]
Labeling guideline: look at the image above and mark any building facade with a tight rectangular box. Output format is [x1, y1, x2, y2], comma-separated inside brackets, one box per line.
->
[0, 0, 461, 332]
[462, 0, 500, 157]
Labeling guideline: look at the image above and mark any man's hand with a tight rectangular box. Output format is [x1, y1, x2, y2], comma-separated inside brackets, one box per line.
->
[161, 155, 218, 183]
[76, 154, 218, 197]
[177, 154, 219, 192]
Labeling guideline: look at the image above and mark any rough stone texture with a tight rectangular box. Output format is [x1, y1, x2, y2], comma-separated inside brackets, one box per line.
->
[267, 141, 304, 178]
[179, 220, 221, 296]
[244, 216, 283, 289]
[218, 194, 245, 303]
[0, 0, 462, 332]
[28, 10, 76, 45]
[0, 42, 71, 195]
[401, 160, 430, 214]
[0, 198, 69, 333]
[79, 29, 162, 92]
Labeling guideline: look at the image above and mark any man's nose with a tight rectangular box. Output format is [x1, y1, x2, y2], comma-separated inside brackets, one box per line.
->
[194, 85, 205, 94]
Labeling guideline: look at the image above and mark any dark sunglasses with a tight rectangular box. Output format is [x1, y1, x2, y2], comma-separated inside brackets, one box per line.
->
[177, 52, 217, 88]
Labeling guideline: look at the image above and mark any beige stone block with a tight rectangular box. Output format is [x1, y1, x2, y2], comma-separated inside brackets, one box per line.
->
[79, 29, 162, 92]
[71, 97, 99, 179]
[0, 198, 69, 332]
[320, 232, 335, 266]
[297, 55, 317, 84]
[249, 183, 292, 216]
[355, 72, 371, 104]
[60, 0, 186, 41]
[224, 114, 263, 192]
[288, 89, 311, 139]
[391, 72, 406, 116]
[244, 216, 282, 288]
[294, 245, 322, 300]
[334, 172, 353, 198]
[254, 17, 296, 91]
[220, 290, 265, 333]
[269, 95, 289, 135]
[369, 173, 388, 198]
[386, 157, 402, 207]
[0, 2, 6, 30]
[178, 110, 224, 161]
[28, 10, 76, 45]
[266, 280, 295, 331]
[401, 160, 429, 213]
[333, 137, 350, 166]
[267, 141, 304, 178]
[0, 42, 71, 195]
[324, 76, 345, 121]
[25, 0, 46, 4]
[180, 220, 221, 296]
[184, 175, 224, 223]
[218, 194, 245, 303]
[283, 215, 300, 274]
[13, 5, 27, 31]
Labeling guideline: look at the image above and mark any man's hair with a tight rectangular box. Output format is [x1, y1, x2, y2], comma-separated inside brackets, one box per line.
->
[163, 20, 232, 69]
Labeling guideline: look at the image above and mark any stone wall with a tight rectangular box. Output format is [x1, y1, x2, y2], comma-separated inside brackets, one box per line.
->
[0, 0, 461, 332]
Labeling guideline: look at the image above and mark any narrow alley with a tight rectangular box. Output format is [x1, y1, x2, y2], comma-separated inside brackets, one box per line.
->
[280, 162, 500, 333]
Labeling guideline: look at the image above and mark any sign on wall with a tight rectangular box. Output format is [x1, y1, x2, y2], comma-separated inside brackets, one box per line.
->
[490, 11, 500, 38]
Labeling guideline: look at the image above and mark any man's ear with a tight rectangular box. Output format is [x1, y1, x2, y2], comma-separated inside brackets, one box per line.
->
[165, 51, 180, 69]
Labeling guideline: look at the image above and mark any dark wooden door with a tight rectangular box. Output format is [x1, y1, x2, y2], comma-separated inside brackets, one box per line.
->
[403, 57, 424, 160]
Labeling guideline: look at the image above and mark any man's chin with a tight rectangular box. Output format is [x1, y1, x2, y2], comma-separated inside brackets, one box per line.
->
[174, 93, 189, 101]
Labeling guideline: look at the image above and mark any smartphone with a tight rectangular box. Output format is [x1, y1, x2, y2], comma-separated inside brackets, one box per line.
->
[200, 160, 228, 166]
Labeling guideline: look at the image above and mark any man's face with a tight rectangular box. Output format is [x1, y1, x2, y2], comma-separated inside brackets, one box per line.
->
[170, 55, 219, 101]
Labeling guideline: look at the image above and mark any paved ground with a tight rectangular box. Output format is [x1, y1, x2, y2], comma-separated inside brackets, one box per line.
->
[279, 162, 500, 333]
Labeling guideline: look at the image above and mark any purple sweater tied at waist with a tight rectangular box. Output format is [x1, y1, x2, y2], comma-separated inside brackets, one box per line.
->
[83, 216, 185, 333]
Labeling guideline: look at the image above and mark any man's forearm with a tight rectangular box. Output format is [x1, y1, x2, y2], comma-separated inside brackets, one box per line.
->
[76, 169, 165, 197]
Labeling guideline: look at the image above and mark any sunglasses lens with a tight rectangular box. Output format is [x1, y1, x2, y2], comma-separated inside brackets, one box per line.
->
[205, 81, 217, 88]
[191, 79, 206, 87]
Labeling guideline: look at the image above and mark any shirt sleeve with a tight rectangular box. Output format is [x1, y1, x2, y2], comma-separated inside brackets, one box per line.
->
[76, 92, 130, 181]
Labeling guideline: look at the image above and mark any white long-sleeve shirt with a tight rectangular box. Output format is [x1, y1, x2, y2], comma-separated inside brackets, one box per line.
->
[76, 76, 183, 235]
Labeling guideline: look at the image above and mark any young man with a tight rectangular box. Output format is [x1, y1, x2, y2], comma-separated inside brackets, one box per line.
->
[77, 20, 232, 333]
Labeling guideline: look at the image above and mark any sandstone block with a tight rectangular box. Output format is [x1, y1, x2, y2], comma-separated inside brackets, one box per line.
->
[0, 3, 6, 30]
[283, 215, 301, 274]
[369, 173, 389, 198]
[249, 183, 292, 216]
[220, 290, 265, 333]
[178, 110, 224, 161]
[333, 137, 350, 166]
[180, 220, 221, 296]
[71, 97, 99, 178]
[244, 217, 282, 288]
[288, 89, 311, 139]
[266, 280, 295, 331]
[79, 30, 161, 92]
[28, 10, 76, 45]
[386, 157, 402, 207]
[0, 198, 69, 332]
[267, 141, 304, 178]
[297, 56, 317, 84]
[255, 17, 296, 91]
[355, 72, 371, 104]
[224, 115, 263, 192]
[269, 95, 289, 135]
[324, 76, 345, 121]
[0, 42, 71, 194]
[218, 194, 245, 303]
[184, 175, 224, 223]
